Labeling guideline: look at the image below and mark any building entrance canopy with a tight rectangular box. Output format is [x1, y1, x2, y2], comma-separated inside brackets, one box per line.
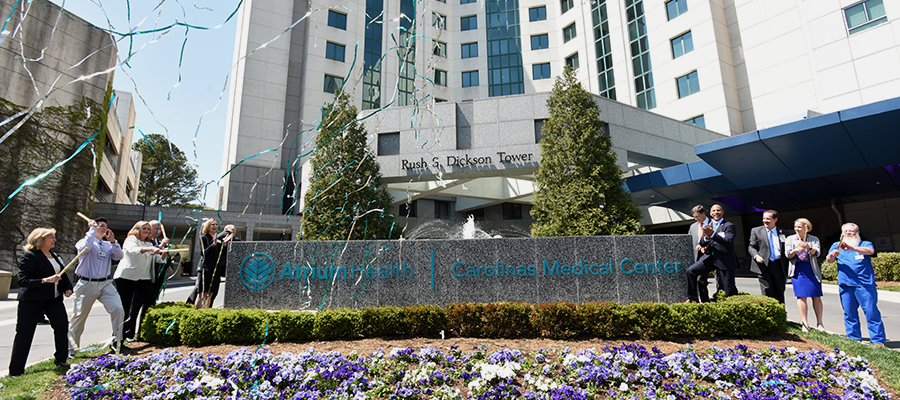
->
[626, 97, 900, 214]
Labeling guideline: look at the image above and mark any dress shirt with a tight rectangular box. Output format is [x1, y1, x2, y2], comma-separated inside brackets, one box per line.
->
[74, 227, 124, 279]
[768, 228, 781, 261]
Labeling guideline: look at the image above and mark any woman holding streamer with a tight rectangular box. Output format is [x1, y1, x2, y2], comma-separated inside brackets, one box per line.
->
[186, 218, 235, 307]
[9, 228, 74, 376]
[785, 218, 824, 332]
[113, 221, 164, 341]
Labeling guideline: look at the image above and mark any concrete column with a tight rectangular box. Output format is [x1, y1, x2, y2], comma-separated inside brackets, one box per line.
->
[245, 223, 255, 241]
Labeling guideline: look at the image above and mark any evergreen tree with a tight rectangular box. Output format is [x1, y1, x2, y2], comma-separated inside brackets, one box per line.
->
[301, 93, 397, 240]
[530, 67, 642, 236]
[133, 133, 202, 207]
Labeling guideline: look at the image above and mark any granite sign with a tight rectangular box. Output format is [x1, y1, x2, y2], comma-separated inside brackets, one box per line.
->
[224, 235, 691, 310]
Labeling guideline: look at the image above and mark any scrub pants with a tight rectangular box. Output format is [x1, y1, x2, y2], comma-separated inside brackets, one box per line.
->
[839, 284, 886, 345]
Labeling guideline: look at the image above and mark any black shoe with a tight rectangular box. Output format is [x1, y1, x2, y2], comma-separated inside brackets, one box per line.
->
[54, 359, 70, 368]
[37, 318, 50, 325]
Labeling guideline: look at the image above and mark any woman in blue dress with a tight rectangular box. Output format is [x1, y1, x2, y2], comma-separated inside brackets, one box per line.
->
[785, 218, 823, 332]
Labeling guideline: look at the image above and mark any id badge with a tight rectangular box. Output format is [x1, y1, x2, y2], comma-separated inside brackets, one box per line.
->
[778, 233, 786, 242]
[98, 250, 107, 260]
[855, 253, 865, 260]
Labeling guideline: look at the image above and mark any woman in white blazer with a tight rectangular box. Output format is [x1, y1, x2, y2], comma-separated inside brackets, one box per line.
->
[784, 218, 824, 332]
[113, 221, 163, 341]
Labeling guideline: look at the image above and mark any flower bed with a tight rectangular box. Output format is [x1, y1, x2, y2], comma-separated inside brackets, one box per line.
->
[65, 343, 893, 399]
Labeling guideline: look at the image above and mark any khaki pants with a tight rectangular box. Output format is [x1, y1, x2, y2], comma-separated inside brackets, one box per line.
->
[67, 279, 124, 355]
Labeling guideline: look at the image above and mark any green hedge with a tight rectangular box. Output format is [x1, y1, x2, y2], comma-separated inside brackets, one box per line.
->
[821, 252, 900, 282]
[141, 295, 786, 346]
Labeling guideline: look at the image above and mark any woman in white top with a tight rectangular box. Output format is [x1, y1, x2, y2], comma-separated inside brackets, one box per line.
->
[113, 221, 163, 341]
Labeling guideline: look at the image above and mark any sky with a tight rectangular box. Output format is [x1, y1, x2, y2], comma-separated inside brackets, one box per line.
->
[60, 0, 241, 207]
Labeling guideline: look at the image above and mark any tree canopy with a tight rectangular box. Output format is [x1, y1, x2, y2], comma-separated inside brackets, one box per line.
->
[530, 66, 642, 236]
[133, 133, 202, 207]
[301, 93, 397, 240]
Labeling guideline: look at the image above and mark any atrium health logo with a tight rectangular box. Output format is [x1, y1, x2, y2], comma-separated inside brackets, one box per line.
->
[240, 252, 276, 291]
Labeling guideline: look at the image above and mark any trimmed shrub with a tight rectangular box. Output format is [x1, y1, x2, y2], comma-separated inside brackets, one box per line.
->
[821, 260, 837, 281]
[533, 302, 578, 339]
[181, 309, 225, 346]
[626, 302, 673, 340]
[358, 306, 405, 337]
[446, 302, 486, 337]
[578, 302, 631, 338]
[140, 302, 194, 345]
[271, 310, 316, 342]
[873, 252, 900, 281]
[716, 295, 786, 336]
[482, 302, 535, 338]
[669, 303, 720, 337]
[217, 309, 272, 344]
[403, 305, 448, 336]
[313, 308, 359, 340]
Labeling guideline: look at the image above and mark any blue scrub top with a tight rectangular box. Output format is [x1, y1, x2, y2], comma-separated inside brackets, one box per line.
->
[829, 241, 876, 286]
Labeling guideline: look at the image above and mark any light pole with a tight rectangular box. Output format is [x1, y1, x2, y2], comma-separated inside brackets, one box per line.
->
[140, 164, 157, 221]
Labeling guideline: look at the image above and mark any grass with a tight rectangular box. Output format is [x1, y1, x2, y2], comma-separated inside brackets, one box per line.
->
[787, 321, 900, 391]
[3, 328, 899, 398]
[0, 347, 107, 400]
[822, 280, 900, 292]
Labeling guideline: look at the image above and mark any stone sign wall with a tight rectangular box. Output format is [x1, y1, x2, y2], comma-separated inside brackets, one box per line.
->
[224, 235, 691, 310]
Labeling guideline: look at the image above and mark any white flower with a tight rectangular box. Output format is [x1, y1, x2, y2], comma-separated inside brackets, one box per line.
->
[619, 382, 629, 391]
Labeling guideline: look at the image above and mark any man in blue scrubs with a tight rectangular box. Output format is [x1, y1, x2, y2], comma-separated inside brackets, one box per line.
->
[826, 223, 886, 346]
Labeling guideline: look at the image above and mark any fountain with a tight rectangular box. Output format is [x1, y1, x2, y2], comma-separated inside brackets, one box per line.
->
[402, 215, 531, 240]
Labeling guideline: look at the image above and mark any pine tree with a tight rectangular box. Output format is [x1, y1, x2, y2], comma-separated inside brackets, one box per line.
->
[301, 93, 397, 240]
[530, 67, 642, 236]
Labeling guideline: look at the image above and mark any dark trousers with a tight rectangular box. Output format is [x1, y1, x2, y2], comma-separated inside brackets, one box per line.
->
[186, 267, 222, 305]
[758, 262, 786, 304]
[9, 297, 69, 375]
[687, 258, 737, 302]
[115, 278, 154, 340]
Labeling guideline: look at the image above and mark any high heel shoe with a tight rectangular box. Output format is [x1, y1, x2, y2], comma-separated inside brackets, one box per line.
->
[816, 325, 825, 332]
[801, 323, 810, 333]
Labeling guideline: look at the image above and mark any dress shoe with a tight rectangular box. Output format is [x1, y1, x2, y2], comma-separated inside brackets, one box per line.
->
[54, 359, 70, 368]
[874, 343, 886, 348]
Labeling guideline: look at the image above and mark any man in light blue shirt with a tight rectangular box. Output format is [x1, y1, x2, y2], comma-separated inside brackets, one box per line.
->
[67, 217, 125, 357]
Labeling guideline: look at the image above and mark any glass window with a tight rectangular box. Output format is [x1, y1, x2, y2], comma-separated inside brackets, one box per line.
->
[566, 52, 579, 69]
[327, 10, 347, 30]
[323, 74, 344, 94]
[434, 201, 451, 219]
[563, 23, 577, 43]
[533, 63, 551, 79]
[461, 15, 477, 31]
[676, 71, 700, 98]
[561, 0, 574, 14]
[433, 41, 447, 57]
[503, 203, 522, 220]
[433, 12, 447, 29]
[461, 0, 476, 3]
[845, 0, 888, 34]
[377, 132, 400, 155]
[399, 200, 417, 217]
[531, 34, 549, 50]
[436, 0, 446, 3]
[462, 42, 478, 58]
[435, 69, 448, 86]
[462, 70, 479, 87]
[666, 0, 687, 20]
[529, 6, 547, 21]
[435, 98, 447, 102]
[671, 31, 693, 58]
[325, 42, 345, 62]
[684, 115, 705, 128]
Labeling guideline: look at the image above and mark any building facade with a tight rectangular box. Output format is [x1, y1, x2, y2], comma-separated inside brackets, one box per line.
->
[96, 91, 143, 205]
[220, 0, 900, 227]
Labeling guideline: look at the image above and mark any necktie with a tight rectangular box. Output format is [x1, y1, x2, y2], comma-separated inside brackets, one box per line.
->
[768, 230, 778, 262]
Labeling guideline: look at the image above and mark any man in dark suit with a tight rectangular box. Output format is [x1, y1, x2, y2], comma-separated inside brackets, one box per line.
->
[747, 210, 787, 303]
[688, 205, 725, 299]
[686, 204, 738, 302]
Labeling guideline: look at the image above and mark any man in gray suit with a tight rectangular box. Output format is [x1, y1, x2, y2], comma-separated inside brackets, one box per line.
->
[748, 210, 787, 303]
[688, 205, 723, 301]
